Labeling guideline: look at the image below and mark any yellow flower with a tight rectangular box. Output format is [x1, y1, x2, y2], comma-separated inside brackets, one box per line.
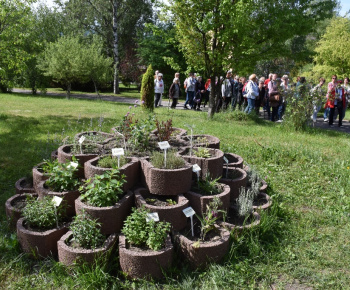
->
[347, 167, 349, 170]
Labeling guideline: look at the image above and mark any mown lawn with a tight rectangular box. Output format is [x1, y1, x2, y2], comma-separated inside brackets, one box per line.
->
[1, 92, 350, 289]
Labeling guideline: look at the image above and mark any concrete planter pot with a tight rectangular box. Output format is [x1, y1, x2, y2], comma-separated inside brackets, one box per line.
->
[75, 131, 115, 145]
[5, 193, 37, 229]
[253, 192, 272, 211]
[57, 231, 117, 266]
[57, 144, 101, 178]
[181, 134, 220, 149]
[37, 181, 80, 217]
[75, 191, 134, 235]
[119, 234, 174, 280]
[134, 187, 189, 231]
[140, 159, 192, 195]
[15, 177, 35, 195]
[219, 209, 261, 232]
[51, 150, 58, 161]
[174, 226, 230, 269]
[184, 184, 230, 217]
[260, 179, 268, 193]
[219, 167, 247, 201]
[17, 217, 68, 258]
[179, 147, 224, 180]
[32, 162, 49, 192]
[223, 153, 243, 169]
[84, 156, 140, 191]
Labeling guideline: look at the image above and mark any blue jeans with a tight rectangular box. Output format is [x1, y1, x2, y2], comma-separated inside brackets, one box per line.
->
[184, 91, 194, 108]
[312, 104, 321, 121]
[323, 107, 329, 120]
[278, 103, 285, 120]
[244, 98, 255, 113]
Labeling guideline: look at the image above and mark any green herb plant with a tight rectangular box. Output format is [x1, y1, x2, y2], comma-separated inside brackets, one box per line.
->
[45, 158, 80, 192]
[22, 196, 65, 230]
[194, 174, 222, 196]
[155, 118, 173, 141]
[97, 155, 127, 168]
[80, 169, 126, 207]
[128, 114, 155, 151]
[40, 158, 60, 176]
[69, 211, 104, 249]
[194, 147, 211, 158]
[150, 150, 185, 169]
[236, 186, 254, 217]
[166, 199, 177, 206]
[122, 207, 171, 251]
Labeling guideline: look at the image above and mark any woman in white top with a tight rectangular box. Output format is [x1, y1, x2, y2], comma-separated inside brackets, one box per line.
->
[244, 74, 259, 114]
[154, 73, 164, 107]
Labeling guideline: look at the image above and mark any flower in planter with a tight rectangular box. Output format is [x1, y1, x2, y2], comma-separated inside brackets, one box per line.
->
[79, 169, 126, 207]
[122, 207, 171, 251]
[154, 118, 173, 141]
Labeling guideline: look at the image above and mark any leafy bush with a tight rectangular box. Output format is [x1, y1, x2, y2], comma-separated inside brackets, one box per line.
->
[97, 155, 127, 168]
[40, 158, 60, 175]
[140, 64, 155, 112]
[22, 196, 65, 230]
[236, 187, 254, 217]
[45, 159, 80, 192]
[155, 118, 173, 141]
[128, 114, 155, 150]
[80, 169, 126, 207]
[194, 147, 211, 158]
[122, 207, 171, 251]
[69, 211, 104, 249]
[150, 150, 185, 169]
[193, 174, 222, 195]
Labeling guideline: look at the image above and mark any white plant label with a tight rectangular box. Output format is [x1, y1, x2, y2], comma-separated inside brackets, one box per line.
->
[146, 212, 160, 222]
[192, 164, 201, 173]
[68, 162, 78, 169]
[78, 136, 86, 144]
[182, 207, 196, 217]
[223, 156, 229, 164]
[158, 141, 170, 150]
[112, 148, 124, 156]
[52, 196, 63, 207]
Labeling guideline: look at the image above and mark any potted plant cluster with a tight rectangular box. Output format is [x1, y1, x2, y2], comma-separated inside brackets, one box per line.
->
[57, 211, 117, 266]
[15, 175, 35, 195]
[119, 207, 173, 280]
[17, 196, 69, 258]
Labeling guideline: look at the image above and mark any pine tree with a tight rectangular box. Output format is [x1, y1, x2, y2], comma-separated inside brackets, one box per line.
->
[140, 64, 154, 111]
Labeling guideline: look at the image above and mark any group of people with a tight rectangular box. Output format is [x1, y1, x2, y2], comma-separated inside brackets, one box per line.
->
[154, 70, 350, 126]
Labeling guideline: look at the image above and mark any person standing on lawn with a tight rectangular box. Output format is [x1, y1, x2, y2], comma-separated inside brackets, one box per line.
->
[244, 74, 259, 114]
[326, 75, 338, 126]
[169, 78, 181, 109]
[154, 73, 164, 108]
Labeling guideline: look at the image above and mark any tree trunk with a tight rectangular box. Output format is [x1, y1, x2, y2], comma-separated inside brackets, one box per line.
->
[93, 80, 101, 100]
[207, 75, 217, 118]
[66, 82, 71, 99]
[112, 0, 119, 94]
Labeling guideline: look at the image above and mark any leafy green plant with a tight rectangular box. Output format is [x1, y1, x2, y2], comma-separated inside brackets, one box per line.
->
[69, 211, 104, 249]
[166, 199, 177, 206]
[40, 158, 60, 176]
[118, 114, 138, 141]
[128, 114, 155, 151]
[150, 150, 185, 169]
[155, 118, 173, 141]
[122, 207, 171, 251]
[194, 147, 211, 158]
[45, 159, 80, 192]
[140, 64, 155, 111]
[70, 142, 100, 155]
[193, 174, 222, 195]
[194, 136, 209, 147]
[97, 155, 127, 168]
[80, 169, 126, 207]
[236, 187, 254, 217]
[22, 196, 65, 230]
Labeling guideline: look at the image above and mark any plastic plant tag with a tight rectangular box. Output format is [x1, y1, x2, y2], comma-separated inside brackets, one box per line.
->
[146, 212, 160, 222]
[223, 156, 229, 164]
[78, 136, 85, 144]
[192, 164, 201, 173]
[158, 141, 170, 150]
[112, 148, 124, 156]
[68, 162, 78, 169]
[52, 196, 63, 207]
[182, 207, 195, 217]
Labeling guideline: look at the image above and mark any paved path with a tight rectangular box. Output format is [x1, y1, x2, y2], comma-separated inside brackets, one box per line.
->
[12, 89, 350, 134]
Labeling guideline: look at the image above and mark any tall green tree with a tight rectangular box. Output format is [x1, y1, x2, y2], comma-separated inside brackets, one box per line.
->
[166, 0, 336, 117]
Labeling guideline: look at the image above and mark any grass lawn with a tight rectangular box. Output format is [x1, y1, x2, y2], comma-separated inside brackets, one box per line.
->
[1, 92, 350, 288]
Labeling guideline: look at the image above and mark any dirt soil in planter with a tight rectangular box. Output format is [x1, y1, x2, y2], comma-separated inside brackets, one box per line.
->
[190, 184, 224, 196]
[253, 195, 268, 207]
[23, 221, 70, 233]
[68, 144, 101, 155]
[226, 207, 256, 227]
[65, 235, 105, 250]
[12, 198, 27, 210]
[223, 169, 242, 179]
[145, 195, 177, 207]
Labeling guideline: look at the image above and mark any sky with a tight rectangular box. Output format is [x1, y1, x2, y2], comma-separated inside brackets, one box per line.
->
[40, 0, 350, 16]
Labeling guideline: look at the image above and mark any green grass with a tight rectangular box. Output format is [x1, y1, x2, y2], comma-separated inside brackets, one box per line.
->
[1, 92, 350, 288]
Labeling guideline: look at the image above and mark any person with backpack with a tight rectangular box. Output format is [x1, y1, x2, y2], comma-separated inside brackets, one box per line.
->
[154, 73, 164, 108]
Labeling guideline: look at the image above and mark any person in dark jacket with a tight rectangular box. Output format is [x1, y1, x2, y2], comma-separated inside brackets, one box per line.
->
[168, 78, 181, 109]
[193, 76, 205, 111]
[255, 78, 265, 115]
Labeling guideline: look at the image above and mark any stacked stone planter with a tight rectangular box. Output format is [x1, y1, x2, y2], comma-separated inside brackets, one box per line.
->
[219, 167, 247, 200]
[15, 177, 35, 195]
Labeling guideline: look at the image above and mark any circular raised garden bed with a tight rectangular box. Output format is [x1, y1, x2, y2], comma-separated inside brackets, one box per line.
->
[84, 156, 140, 191]
[119, 234, 174, 280]
[140, 158, 192, 195]
[253, 192, 272, 211]
[57, 231, 117, 267]
[224, 153, 243, 169]
[181, 134, 220, 149]
[15, 177, 35, 195]
[75, 131, 115, 145]
[134, 187, 189, 231]
[219, 167, 247, 201]
[151, 127, 187, 140]
[74, 191, 134, 235]
[32, 162, 49, 191]
[178, 147, 224, 180]
[184, 184, 230, 218]
[17, 217, 68, 258]
[5, 193, 38, 229]
[36, 181, 80, 217]
[219, 208, 261, 232]
[57, 144, 102, 178]
[51, 150, 58, 161]
[174, 224, 230, 269]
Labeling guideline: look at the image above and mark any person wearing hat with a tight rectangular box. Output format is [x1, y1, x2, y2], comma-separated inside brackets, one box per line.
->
[154, 73, 164, 107]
